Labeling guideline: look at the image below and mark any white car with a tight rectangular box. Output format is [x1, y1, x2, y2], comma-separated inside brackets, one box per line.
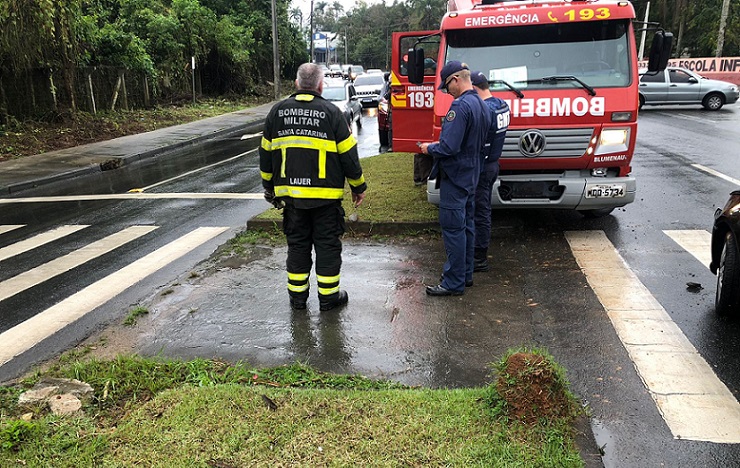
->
[352, 73, 384, 107]
[639, 67, 739, 111]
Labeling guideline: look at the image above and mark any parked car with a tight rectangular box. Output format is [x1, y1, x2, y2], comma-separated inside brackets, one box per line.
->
[378, 73, 392, 148]
[710, 190, 740, 316]
[322, 80, 362, 130]
[638, 67, 739, 111]
[366, 68, 384, 74]
[352, 73, 384, 107]
[320, 64, 332, 78]
[345, 64, 365, 81]
[328, 64, 344, 78]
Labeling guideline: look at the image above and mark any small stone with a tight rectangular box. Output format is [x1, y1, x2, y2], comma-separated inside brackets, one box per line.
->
[18, 386, 59, 405]
[48, 393, 82, 416]
[20, 412, 34, 422]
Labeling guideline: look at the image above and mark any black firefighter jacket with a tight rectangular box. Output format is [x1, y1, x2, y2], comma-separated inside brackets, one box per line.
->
[259, 90, 367, 209]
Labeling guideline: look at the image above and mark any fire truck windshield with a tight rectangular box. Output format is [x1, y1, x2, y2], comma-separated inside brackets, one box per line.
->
[444, 19, 631, 91]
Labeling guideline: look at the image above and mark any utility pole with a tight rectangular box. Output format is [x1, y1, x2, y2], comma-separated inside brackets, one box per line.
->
[638, 1, 650, 61]
[716, 0, 730, 57]
[309, 0, 314, 63]
[271, 0, 280, 98]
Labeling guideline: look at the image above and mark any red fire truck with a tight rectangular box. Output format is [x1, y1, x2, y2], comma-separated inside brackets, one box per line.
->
[390, 0, 672, 216]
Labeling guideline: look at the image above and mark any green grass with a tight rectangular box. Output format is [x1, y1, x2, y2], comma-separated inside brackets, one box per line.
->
[256, 151, 439, 224]
[0, 353, 584, 467]
[122, 306, 148, 326]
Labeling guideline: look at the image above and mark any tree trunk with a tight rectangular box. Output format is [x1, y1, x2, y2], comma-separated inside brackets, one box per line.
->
[121, 71, 129, 110]
[49, 69, 58, 111]
[86, 70, 97, 114]
[0, 71, 8, 125]
[143, 75, 150, 108]
[111, 72, 122, 111]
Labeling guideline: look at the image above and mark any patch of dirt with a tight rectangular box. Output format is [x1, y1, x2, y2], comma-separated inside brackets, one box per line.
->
[495, 352, 575, 425]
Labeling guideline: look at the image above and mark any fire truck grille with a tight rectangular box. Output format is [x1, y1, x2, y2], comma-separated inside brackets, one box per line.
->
[501, 128, 594, 159]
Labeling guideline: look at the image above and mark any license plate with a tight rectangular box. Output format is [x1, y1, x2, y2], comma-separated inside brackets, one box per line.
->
[586, 183, 625, 198]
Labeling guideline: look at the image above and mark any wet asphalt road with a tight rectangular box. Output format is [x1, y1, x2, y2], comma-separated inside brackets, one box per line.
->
[2, 104, 740, 466]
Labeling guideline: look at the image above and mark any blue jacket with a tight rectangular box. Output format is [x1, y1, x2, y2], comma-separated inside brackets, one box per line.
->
[428, 89, 491, 195]
[482, 96, 510, 170]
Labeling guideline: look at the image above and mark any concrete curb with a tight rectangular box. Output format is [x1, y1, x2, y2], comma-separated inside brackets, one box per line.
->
[247, 218, 441, 236]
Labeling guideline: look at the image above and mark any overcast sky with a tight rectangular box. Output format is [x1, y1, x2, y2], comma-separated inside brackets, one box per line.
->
[291, 0, 387, 28]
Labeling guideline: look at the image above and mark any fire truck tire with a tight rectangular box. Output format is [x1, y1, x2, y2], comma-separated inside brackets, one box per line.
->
[716, 231, 740, 317]
[580, 207, 615, 218]
[638, 94, 645, 110]
[702, 93, 725, 111]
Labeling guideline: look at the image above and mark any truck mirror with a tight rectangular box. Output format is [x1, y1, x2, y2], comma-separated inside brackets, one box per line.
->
[647, 31, 673, 72]
[408, 48, 425, 84]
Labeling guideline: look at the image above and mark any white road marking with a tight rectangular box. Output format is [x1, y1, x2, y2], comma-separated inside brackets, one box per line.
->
[566, 230, 740, 443]
[0, 225, 89, 262]
[692, 164, 740, 187]
[0, 225, 25, 235]
[0, 192, 264, 204]
[0, 226, 228, 367]
[663, 230, 713, 269]
[131, 148, 258, 192]
[0, 226, 157, 302]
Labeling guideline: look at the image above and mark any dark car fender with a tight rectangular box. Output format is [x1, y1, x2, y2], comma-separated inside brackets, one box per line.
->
[710, 190, 740, 274]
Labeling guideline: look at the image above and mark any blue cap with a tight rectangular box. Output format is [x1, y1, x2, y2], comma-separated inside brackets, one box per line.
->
[471, 71, 489, 88]
[438, 61, 469, 89]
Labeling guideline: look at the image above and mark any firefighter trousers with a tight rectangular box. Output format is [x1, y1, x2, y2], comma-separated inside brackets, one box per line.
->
[283, 201, 346, 300]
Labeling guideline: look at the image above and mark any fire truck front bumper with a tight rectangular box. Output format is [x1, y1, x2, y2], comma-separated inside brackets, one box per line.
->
[426, 171, 636, 211]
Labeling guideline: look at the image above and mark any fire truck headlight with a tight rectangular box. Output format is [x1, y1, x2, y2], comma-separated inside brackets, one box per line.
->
[595, 128, 629, 155]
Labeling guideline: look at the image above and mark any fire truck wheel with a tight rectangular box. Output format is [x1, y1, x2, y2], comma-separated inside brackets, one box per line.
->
[638, 95, 645, 110]
[716, 231, 740, 317]
[580, 207, 615, 218]
[702, 93, 724, 111]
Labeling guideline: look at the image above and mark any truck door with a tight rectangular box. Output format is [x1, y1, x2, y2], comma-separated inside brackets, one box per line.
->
[390, 31, 440, 153]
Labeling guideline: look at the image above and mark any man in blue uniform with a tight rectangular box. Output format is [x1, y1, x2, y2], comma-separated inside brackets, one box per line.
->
[419, 61, 490, 296]
[471, 71, 510, 272]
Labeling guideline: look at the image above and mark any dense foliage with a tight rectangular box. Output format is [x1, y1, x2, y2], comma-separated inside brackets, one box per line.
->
[0, 0, 736, 116]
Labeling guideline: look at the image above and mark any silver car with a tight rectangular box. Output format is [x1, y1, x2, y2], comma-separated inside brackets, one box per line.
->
[352, 73, 384, 107]
[322, 80, 362, 129]
[639, 66, 739, 111]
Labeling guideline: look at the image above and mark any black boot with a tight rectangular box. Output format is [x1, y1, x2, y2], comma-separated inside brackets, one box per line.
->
[474, 248, 489, 272]
[319, 290, 349, 311]
[289, 293, 308, 310]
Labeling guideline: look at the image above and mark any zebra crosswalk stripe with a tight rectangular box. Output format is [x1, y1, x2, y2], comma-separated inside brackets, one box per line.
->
[566, 230, 740, 443]
[0, 225, 25, 235]
[0, 226, 157, 302]
[0, 225, 90, 262]
[663, 229, 713, 269]
[0, 226, 228, 367]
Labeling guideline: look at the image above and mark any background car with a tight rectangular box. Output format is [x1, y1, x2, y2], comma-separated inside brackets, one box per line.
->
[377, 73, 391, 148]
[328, 64, 344, 78]
[352, 73, 384, 107]
[322, 79, 362, 129]
[346, 64, 365, 81]
[710, 190, 740, 316]
[639, 66, 739, 111]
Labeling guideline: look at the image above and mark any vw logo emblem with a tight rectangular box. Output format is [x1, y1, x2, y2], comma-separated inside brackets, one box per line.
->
[519, 130, 546, 157]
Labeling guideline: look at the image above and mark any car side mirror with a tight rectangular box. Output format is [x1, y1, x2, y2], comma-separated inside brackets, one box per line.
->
[688, 77, 698, 83]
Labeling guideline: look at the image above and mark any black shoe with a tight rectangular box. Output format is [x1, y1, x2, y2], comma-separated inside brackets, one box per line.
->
[473, 260, 489, 272]
[319, 291, 349, 312]
[290, 297, 307, 310]
[439, 275, 473, 288]
[426, 284, 464, 296]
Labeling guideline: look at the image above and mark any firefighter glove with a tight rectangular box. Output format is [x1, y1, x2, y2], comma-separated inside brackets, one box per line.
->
[263, 189, 284, 209]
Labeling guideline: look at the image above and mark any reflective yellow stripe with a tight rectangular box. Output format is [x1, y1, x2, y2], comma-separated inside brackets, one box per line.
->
[318, 150, 326, 179]
[318, 285, 340, 295]
[295, 94, 315, 102]
[317, 274, 340, 284]
[289, 283, 309, 293]
[274, 186, 344, 199]
[347, 175, 365, 187]
[288, 272, 310, 281]
[261, 136, 272, 151]
[270, 136, 338, 153]
[337, 135, 357, 154]
[261, 171, 273, 181]
[281, 148, 287, 178]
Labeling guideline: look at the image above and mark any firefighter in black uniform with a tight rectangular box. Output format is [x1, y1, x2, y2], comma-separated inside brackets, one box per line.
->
[260, 63, 367, 312]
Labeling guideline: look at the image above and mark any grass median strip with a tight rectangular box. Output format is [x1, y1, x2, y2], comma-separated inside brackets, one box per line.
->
[1, 350, 585, 466]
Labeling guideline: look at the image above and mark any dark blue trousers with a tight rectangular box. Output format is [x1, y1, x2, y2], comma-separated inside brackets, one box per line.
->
[439, 178, 475, 292]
